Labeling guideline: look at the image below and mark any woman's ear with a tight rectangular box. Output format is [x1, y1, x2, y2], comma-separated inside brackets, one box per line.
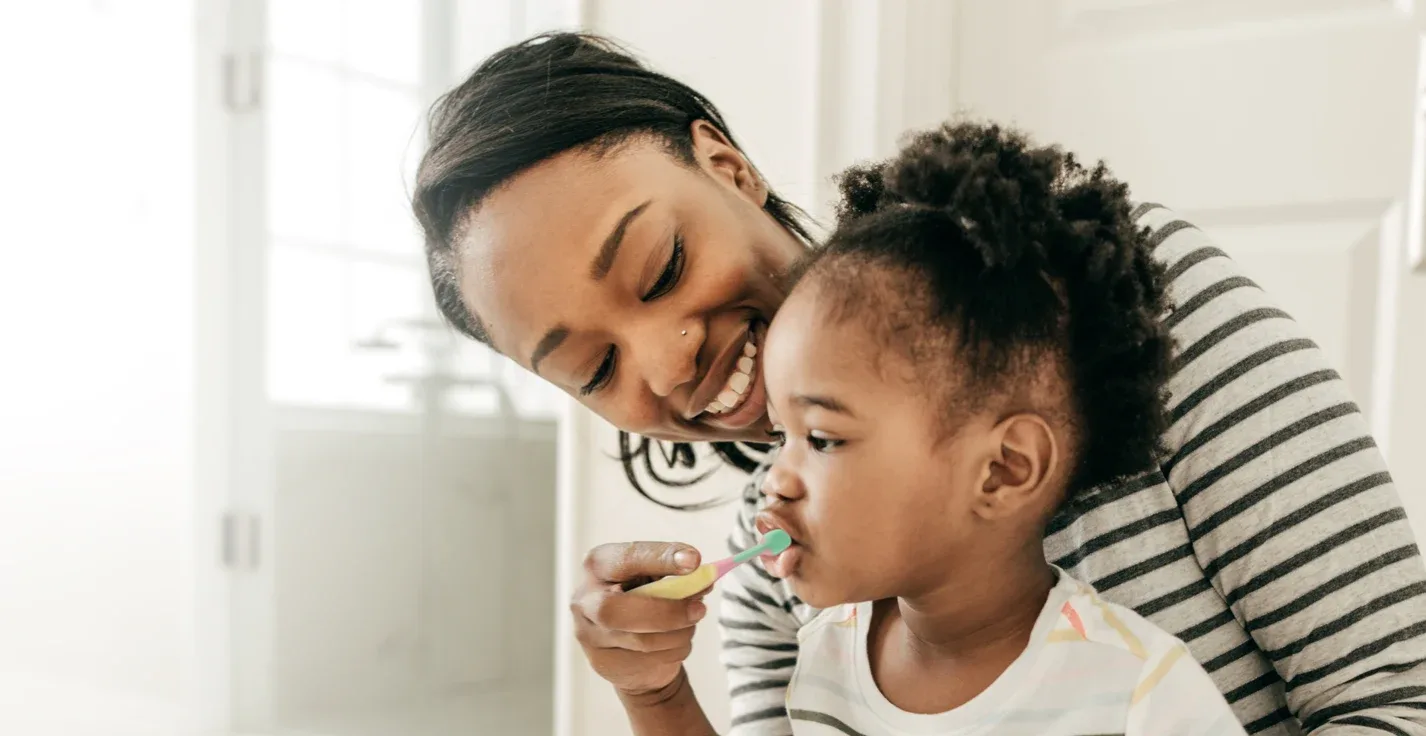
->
[972, 413, 1059, 520]
[690, 120, 768, 206]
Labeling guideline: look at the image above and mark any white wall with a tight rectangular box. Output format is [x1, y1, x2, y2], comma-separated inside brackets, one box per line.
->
[1392, 39, 1426, 533]
[1390, 275, 1426, 532]
[587, 0, 823, 213]
[0, 2, 205, 734]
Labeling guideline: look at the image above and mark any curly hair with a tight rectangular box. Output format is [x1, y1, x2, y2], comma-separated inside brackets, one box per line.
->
[795, 121, 1175, 492]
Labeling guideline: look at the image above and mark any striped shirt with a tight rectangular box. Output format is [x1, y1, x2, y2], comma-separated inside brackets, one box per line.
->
[719, 205, 1426, 735]
[788, 569, 1246, 735]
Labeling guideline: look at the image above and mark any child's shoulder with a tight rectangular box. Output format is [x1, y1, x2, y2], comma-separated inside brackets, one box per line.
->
[1049, 572, 1186, 665]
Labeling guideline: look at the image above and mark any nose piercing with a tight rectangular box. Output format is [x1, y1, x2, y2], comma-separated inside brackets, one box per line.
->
[681, 330, 687, 336]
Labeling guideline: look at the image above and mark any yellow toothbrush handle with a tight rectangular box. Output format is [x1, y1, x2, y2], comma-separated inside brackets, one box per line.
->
[628, 564, 717, 600]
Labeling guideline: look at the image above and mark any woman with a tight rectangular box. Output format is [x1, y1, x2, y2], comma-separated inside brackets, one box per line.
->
[413, 33, 1426, 735]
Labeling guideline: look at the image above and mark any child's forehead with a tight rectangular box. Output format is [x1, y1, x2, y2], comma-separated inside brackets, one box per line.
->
[770, 285, 871, 359]
[767, 281, 934, 396]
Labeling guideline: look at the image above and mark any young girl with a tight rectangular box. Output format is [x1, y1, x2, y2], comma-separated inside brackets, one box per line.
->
[752, 121, 1245, 734]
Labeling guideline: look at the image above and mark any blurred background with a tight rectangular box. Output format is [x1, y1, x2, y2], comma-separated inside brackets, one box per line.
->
[1, 1, 1425, 735]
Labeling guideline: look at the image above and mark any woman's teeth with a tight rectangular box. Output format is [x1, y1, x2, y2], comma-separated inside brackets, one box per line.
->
[706, 339, 758, 415]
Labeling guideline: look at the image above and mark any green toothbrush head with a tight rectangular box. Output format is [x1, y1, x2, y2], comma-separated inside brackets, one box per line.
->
[762, 529, 792, 554]
[730, 528, 794, 565]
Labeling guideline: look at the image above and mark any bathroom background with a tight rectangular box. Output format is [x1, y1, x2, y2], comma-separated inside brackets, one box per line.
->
[2, 1, 1425, 735]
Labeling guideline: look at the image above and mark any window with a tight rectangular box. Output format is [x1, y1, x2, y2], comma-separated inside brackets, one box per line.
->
[261, 0, 561, 418]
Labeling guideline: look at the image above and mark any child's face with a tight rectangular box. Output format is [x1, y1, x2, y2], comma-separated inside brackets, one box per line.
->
[758, 283, 999, 609]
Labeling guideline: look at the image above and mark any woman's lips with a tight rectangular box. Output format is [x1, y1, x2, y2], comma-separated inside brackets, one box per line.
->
[702, 322, 768, 431]
[707, 361, 767, 430]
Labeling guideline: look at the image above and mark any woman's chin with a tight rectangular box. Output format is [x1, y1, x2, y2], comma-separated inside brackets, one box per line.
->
[694, 413, 773, 444]
[636, 423, 769, 447]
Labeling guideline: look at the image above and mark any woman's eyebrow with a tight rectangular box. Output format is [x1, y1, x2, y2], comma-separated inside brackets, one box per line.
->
[590, 199, 652, 280]
[530, 325, 569, 375]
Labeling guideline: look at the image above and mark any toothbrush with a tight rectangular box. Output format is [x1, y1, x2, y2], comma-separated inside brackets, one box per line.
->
[628, 530, 792, 600]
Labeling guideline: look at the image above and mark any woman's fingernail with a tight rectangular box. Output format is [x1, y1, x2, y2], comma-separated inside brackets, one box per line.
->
[688, 601, 707, 621]
[674, 550, 698, 572]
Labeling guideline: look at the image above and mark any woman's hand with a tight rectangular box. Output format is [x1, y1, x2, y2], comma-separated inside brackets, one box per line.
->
[571, 541, 709, 697]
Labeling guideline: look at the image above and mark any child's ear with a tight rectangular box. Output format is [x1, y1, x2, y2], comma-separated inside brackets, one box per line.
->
[973, 414, 1059, 520]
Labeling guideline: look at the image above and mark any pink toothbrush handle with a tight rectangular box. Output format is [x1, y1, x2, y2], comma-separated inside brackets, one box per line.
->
[710, 556, 739, 581]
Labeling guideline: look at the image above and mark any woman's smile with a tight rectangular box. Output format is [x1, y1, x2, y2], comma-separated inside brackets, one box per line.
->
[689, 320, 767, 431]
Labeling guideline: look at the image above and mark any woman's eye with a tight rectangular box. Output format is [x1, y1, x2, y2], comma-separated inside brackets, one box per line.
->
[579, 348, 617, 396]
[642, 234, 685, 301]
[808, 434, 844, 453]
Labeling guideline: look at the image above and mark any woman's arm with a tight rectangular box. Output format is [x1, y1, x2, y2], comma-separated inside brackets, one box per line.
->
[618, 668, 719, 736]
[719, 470, 813, 736]
[1145, 205, 1426, 733]
[568, 540, 720, 736]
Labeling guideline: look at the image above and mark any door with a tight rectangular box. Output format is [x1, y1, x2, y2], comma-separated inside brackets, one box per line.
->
[950, 0, 1417, 456]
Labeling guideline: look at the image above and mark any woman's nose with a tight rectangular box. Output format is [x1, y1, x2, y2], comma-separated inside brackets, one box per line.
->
[637, 322, 700, 398]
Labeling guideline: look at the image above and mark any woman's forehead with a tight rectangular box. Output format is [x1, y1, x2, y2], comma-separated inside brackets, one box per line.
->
[463, 143, 682, 262]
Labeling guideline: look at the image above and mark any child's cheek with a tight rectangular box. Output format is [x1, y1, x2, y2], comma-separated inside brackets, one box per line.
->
[790, 560, 862, 610]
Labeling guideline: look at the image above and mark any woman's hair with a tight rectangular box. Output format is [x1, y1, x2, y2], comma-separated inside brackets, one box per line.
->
[412, 32, 805, 506]
[795, 121, 1174, 492]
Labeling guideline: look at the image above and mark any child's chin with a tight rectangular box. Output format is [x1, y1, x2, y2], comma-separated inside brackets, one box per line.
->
[786, 578, 853, 610]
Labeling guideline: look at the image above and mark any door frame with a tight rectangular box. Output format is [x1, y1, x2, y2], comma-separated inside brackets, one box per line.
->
[1407, 28, 1426, 273]
[190, 0, 248, 732]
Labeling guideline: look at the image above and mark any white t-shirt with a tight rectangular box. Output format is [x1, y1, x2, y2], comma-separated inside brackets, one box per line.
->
[786, 569, 1247, 735]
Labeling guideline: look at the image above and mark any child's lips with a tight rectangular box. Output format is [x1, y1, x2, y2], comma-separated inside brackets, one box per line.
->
[754, 512, 804, 579]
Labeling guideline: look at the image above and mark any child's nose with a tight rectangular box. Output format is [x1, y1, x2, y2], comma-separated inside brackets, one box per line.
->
[760, 463, 805, 502]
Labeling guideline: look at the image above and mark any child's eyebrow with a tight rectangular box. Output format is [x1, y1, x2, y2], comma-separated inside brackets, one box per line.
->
[791, 393, 855, 418]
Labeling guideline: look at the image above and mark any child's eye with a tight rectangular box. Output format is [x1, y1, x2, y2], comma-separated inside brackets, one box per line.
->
[808, 433, 844, 453]
[766, 425, 786, 446]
